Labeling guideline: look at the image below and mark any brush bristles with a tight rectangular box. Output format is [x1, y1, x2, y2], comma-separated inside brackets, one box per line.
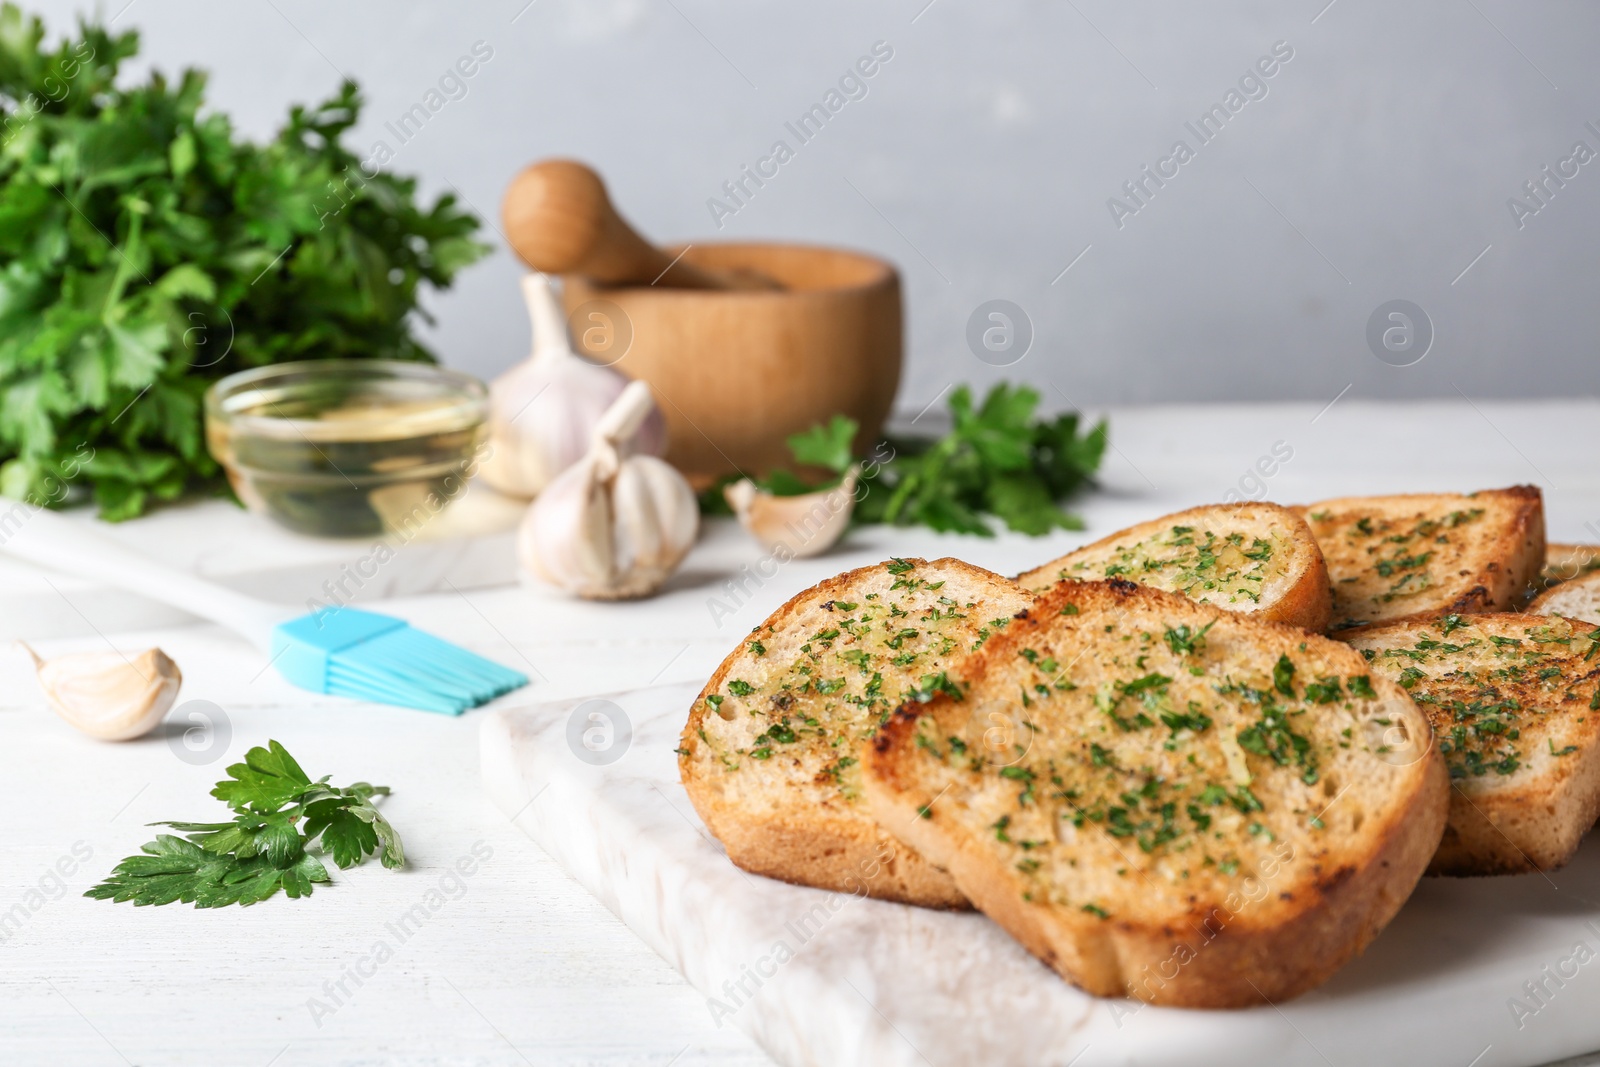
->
[325, 625, 528, 715]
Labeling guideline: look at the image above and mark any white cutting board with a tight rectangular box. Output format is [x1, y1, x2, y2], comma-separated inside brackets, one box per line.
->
[481, 682, 1600, 1067]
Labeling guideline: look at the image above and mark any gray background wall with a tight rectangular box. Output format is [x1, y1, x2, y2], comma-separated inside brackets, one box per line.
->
[34, 0, 1600, 412]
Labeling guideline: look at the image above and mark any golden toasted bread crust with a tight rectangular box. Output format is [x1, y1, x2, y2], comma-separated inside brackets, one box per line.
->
[679, 558, 1032, 908]
[684, 802, 968, 908]
[1017, 503, 1332, 632]
[1297, 487, 1545, 629]
[1344, 612, 1600, 876]
[863, 579, 1448, 1007]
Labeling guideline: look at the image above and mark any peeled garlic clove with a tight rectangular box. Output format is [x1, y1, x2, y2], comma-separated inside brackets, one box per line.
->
[518, 381, 698, 600]
[478, 273, 666, 498]
[725, 466, 859, 559]
[25, 644, 182, 741]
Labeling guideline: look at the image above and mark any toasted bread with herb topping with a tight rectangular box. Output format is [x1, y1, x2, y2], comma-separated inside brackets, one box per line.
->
[678, 557, 1034, 907]
[1530, 569, 1600, 625]
[1345, 612, 1600, 876]
[861, 579, 1447, 1007]
[1535, 544, 1600, 598]
[1297, 487, 1544, 630]
[1016, 503, 1331, 632]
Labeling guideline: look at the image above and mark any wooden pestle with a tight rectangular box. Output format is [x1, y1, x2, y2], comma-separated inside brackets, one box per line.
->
[501, 160, 781, 290]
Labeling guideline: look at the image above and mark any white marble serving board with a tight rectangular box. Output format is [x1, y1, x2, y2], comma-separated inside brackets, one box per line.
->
[482, 681, 1600, 1067]
[0, 482, 525, 640]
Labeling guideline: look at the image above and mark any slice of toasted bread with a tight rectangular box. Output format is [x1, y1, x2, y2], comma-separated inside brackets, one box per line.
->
[1015, 502, 1332, 632]
[679, 557, 1034, 908]
[862, 578, 1448, 1007]
[1297, 487, 1544, 630]
[1344, 613, 1600, 876]
[1537, 543, 1600, 593]
[1531, 569, 1600, 624]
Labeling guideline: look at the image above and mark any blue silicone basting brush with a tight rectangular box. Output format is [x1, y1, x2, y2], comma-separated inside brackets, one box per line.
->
[4, 508, 526, 715]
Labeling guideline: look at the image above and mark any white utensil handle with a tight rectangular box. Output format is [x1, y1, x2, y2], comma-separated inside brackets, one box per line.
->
[0, 505, 289, 648]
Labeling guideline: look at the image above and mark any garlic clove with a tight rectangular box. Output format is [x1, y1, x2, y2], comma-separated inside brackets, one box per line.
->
[24, 643, 182, 741]
[519, 455, 616, 593]
[605, 455, 699, 598]
[517, 381, 698, 600]
[725, 466, 859, 559]
[478, 273, 665, 499]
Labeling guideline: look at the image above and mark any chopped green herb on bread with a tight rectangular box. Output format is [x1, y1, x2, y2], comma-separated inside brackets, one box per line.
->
[1345, 612, 1600, 876]
[678, 557, 1034, 907]
[862, 578, 1447, 1007]
[1298, 487, 1544, 630]
[1016, 503, 1331, 632]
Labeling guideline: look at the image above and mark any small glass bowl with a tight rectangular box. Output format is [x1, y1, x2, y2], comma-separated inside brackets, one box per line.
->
[205, 360, 489, 538]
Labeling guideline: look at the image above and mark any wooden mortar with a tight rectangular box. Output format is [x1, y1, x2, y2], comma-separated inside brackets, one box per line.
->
[502, 160, 902, 485]
[562, 243, 902, 485]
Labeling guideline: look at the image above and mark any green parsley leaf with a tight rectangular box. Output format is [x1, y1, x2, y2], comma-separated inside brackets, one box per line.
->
[83, 835, 330, 908]
[88, 740, 402, 907]
[1304, 677, 1343, 704]
[1347, 675, 1378, 699]
[301, 783, 403, 871]
[1273, 655, 1296, 697]
[1229, 786, 1264, 814]
[786, 414, 858, 474]
[1160, 709, 1213, 736]
[1163, 622, 1213, 657]
[210, 740, 312, 812]
[907, 671, 964, 703]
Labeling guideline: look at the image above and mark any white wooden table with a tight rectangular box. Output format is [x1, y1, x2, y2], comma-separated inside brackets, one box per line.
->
[4, 400, 1600, 1067]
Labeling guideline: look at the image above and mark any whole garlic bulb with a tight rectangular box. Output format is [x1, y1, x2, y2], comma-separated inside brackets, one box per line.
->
[24, 643, 182, 741]
[518, 380, 698, 599]
[478, 273, 666, 498]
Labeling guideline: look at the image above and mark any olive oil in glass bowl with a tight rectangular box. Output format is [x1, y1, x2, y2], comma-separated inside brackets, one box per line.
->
[205, 361, 489, 538]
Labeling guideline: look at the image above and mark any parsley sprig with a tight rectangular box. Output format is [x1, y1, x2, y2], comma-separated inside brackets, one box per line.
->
[702, 384, 1107, 536]
[861, 383, 1106, 535]
[86, 741, 403, 908]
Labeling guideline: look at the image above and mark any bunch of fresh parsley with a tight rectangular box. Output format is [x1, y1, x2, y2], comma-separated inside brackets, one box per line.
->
[86, 741, 403, 908]
[859, 384, 1107, 535]
[0, 6, 487, 518]
[705, 384, 1107, 537]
